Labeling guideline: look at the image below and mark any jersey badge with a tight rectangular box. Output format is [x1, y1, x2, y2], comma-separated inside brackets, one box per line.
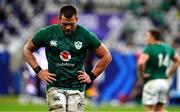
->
[74, 41, 82, 50]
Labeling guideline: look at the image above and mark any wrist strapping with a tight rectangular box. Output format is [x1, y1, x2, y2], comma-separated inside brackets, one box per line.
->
[33, 66, 42, 74]
[89, 72, 96, 81]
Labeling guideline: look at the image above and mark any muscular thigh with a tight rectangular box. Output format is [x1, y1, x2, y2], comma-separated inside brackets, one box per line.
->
[67, 90, 85, 112]
[156, 79, 169, 104]
[46, 88, 85, 112]
[46, 88, 67, 112]
[142, 79, 169, 105]
[142, 80, 158, 105]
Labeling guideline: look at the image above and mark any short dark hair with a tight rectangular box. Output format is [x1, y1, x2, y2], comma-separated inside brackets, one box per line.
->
[59, 5, 77, 19]
[149, 29, 162, 41]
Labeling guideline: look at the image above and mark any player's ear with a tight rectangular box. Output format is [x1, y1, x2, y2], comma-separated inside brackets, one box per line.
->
[75, 16, 78, 21]
[58, 15, 61, 21]
[58, 19, 61, 24]
[58, 16, 61, 23]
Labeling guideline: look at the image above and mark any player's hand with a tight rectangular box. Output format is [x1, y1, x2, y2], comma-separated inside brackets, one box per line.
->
[143, 74, 149, 78]
[37, 69, 56, 84]
[77, 71, 92, 83]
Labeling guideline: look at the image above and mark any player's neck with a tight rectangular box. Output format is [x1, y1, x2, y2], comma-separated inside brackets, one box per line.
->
[154, 41, 161, 44]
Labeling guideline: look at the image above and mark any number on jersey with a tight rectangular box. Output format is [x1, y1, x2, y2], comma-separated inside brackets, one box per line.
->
[158, 54, 169, 67]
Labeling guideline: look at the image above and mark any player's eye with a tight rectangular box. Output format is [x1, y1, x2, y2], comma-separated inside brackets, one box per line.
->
[62, 23, 74, 26]
[62, 23, 67, 26]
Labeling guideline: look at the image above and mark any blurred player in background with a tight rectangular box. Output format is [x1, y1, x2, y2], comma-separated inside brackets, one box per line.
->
[137, 29, 180, 112]
[23, 5, 112, 112]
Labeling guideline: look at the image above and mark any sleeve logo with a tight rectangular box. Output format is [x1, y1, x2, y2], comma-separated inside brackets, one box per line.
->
[74, 41, 82, 50]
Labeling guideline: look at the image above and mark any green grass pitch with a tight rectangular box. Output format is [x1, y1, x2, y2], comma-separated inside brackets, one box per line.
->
[0, 96, 180, 112]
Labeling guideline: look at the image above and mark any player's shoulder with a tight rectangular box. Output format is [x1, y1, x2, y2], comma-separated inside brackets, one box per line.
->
[162, 42, 171, 46]
[161, 42, 173, 49]
[143, 44, 156, 53]
[37, 24, 58, 33]
[77, 25, 93, 34]
[146, 43, 170, 49]
[43, 24, 59, 31]
[144, 44, 153, 50]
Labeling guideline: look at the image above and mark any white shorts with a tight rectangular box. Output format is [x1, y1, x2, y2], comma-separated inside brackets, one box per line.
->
[142, 79, 170, 105]
[46, 87, 85, 112]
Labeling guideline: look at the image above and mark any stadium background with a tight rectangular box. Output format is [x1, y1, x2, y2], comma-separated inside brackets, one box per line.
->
[0, 0, 180, 111]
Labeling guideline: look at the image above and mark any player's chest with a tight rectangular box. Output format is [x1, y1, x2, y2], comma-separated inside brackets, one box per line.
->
[47, 36, 86, 53]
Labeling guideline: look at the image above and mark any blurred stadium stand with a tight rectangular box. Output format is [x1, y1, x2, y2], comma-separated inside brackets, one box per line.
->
[0, 0, 180, 105]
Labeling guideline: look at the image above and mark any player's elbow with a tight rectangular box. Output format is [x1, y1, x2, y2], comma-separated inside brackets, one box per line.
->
[137, 53, 149, 66]
[137, 59, 145, 69]
[23, 43, 27, 56]
[106, 52, 112, 64]
[174, 55, 180, 66]
[177, 57, 180, 66]
[137, 60, 143, 66]
[23, 41, 33, 58]
[23, 44, 29, 61]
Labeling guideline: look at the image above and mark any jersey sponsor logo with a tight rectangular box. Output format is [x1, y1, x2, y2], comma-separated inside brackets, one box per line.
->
[60, 51, 71, 61]
[56, 62, 75, 67]
[50, 40, 58, 47]
[74, 41, 82, 50]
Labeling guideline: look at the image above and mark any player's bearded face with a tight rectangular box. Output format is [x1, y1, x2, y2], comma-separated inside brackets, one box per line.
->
[59, 15, 78, 36]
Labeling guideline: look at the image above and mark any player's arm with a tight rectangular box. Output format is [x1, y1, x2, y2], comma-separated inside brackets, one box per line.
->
[168, 53, 180, 77]
[23, 39, 39, 69]
[91, 43, 112, 77]
[78, 43, 112, 83]
[23, 39, 56, 84]
[137, 53, 149, 82]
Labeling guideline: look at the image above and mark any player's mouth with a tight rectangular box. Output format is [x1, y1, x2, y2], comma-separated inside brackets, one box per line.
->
[64, 30, 73, 36]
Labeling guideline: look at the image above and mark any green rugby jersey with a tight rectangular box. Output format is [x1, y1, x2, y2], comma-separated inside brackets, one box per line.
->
[143, 42, 175, 83]
[32, 24, 101, 91]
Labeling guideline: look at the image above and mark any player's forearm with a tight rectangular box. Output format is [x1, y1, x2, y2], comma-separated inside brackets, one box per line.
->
[137, 53, 149, 81]
[168, 62, 180, 77]
[168, 55, 180, 77]
[23, 42, 39, 69]
[91, 53, 112, 77]
[137, 64, 144, 81]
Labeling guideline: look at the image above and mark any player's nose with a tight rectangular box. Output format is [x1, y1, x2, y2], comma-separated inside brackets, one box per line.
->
[66, 25, 72, 30]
